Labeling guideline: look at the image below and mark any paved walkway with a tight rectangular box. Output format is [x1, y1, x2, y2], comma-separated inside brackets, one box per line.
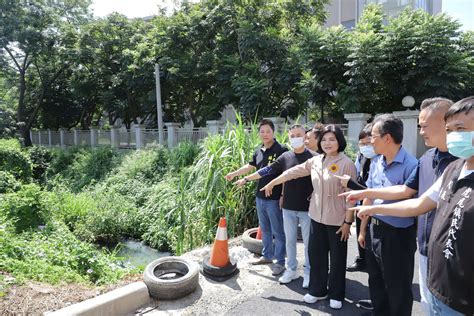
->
[144, 226, 422, 315]
[227, 226, 422, 315]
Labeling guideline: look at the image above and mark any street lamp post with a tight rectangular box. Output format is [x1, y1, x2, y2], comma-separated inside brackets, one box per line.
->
[155, 64, 164, 145]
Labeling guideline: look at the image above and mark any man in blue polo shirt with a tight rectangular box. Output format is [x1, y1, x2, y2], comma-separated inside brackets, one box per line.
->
[358, 114, 418, 316]
[340, 98, 457, 314]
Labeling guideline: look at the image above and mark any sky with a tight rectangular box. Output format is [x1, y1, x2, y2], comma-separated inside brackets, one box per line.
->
[90, 0, 473, 31]
[90, 0, 176, 18]
[443, 0, 474, 32]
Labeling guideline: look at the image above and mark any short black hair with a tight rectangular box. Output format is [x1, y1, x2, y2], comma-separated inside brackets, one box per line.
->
[373, 114, 404, 144]
[258, 119, 275, 132]
[444, 96, 474, 121]
[358, 122, 373, 140]
[317, 124, 347, 154]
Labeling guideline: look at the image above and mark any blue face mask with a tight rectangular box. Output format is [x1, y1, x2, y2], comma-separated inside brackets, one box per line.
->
[447, 131, 474, 159]
[359, 145, 377, 159]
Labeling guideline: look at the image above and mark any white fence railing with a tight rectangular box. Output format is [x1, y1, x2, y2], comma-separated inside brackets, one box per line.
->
[29, 122, 350, 150]
[29, 113, 423, 158]
[27, 118, 289, 150]
[30, 125, 211, 149]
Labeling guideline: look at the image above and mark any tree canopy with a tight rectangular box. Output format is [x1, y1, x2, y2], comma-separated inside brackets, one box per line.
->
[1, 1, 473, 145]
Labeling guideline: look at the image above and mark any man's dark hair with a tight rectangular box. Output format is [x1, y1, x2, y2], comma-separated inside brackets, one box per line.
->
[317, 124, 347, 154]
[258, 119, 275, 131]
[444, 96, 474, 121]
[373, 114, 404, 144]
[420, 97, 453, 113]
[359, 122, 373, 140]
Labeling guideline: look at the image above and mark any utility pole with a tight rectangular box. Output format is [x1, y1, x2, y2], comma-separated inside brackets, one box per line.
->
[155, 64, 164, 145]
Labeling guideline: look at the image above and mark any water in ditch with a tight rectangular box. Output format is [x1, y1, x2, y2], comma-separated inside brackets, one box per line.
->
[115, 239, 171, 268]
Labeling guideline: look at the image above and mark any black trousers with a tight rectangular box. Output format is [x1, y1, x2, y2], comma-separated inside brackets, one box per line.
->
[365, 221, 416, 316]
[308, 219, 348, 301]
[355, 214, 365, 260]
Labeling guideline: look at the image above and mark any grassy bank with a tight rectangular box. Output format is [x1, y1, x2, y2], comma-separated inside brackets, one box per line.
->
[0, 120, 356, 287]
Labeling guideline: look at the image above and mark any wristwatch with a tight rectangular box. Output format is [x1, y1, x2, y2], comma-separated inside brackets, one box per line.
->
[343, 220, 353, 225]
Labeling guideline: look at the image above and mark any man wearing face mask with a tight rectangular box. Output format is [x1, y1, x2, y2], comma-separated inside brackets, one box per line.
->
[236, 124, 314, 287]
[354, 96, 474, 315]
[340, 98, 457, 314]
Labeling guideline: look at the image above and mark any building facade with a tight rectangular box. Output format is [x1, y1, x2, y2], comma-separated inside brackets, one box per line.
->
[325, 0, 473, 31]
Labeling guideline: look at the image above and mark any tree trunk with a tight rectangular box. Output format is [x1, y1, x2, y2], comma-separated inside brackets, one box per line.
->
[23, 87, 46, 146]
[22, 64, 68, 146]
[17, 71, 32, 146]
[320, 101, 325, 124]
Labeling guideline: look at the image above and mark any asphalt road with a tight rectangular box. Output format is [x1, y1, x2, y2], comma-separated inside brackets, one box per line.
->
[226, 226, 423, 316]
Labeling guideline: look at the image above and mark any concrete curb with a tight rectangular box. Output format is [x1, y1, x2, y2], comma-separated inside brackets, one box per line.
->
[45, 281, 150, 316]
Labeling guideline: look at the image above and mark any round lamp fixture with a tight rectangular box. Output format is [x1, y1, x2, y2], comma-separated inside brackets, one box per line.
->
[402, 96, 415, 108]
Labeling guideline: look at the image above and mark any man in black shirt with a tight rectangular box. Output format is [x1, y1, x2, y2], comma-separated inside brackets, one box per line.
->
[236, 124, 318, 284]
[225, 119, 288, 272]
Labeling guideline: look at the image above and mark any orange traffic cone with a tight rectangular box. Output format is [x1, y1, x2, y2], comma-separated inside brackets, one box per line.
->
[209, 217, 230, 268]
[256, 226, 262, 240]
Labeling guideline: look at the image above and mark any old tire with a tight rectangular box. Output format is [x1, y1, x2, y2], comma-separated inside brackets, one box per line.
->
[201, 255, 239, 281]
[202, 256, 237, 277]
[242, 227, 263, 255]
[143, 256, 199, 300]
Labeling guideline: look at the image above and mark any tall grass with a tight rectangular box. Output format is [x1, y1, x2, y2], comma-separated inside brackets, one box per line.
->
[135, 116, 282, 254]
[167, 116, 291, 254]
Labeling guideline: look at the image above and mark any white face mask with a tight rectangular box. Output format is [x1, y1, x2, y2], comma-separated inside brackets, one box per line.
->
[290, 136, 305, 149]
[359, 145, 377, 159]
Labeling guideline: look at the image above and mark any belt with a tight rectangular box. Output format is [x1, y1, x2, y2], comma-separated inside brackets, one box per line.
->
[371, 217, 414, 229]
[371, 217, 390, 227]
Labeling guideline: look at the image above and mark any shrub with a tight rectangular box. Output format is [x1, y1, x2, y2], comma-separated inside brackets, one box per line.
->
[0, 221, 132, 285]
[95, 176, 153, 208]
[27, 146, 53, 184]
[74, 191, 140, 245]
[138, 176, 181, 251]
[0, 108, 17, 138]
[46, 147, 82, 178]
[50, 187, 96, 232]
[168, 142, 200, 171]
[0, 171, 21, 193]
[50, 147, 121, 192]
[0, 184, 51, 233]
[0, 138, 21, 150]
[51, 188, 140, 245]
[0, 139, 32, 182]
[112, 147, 169, 184]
